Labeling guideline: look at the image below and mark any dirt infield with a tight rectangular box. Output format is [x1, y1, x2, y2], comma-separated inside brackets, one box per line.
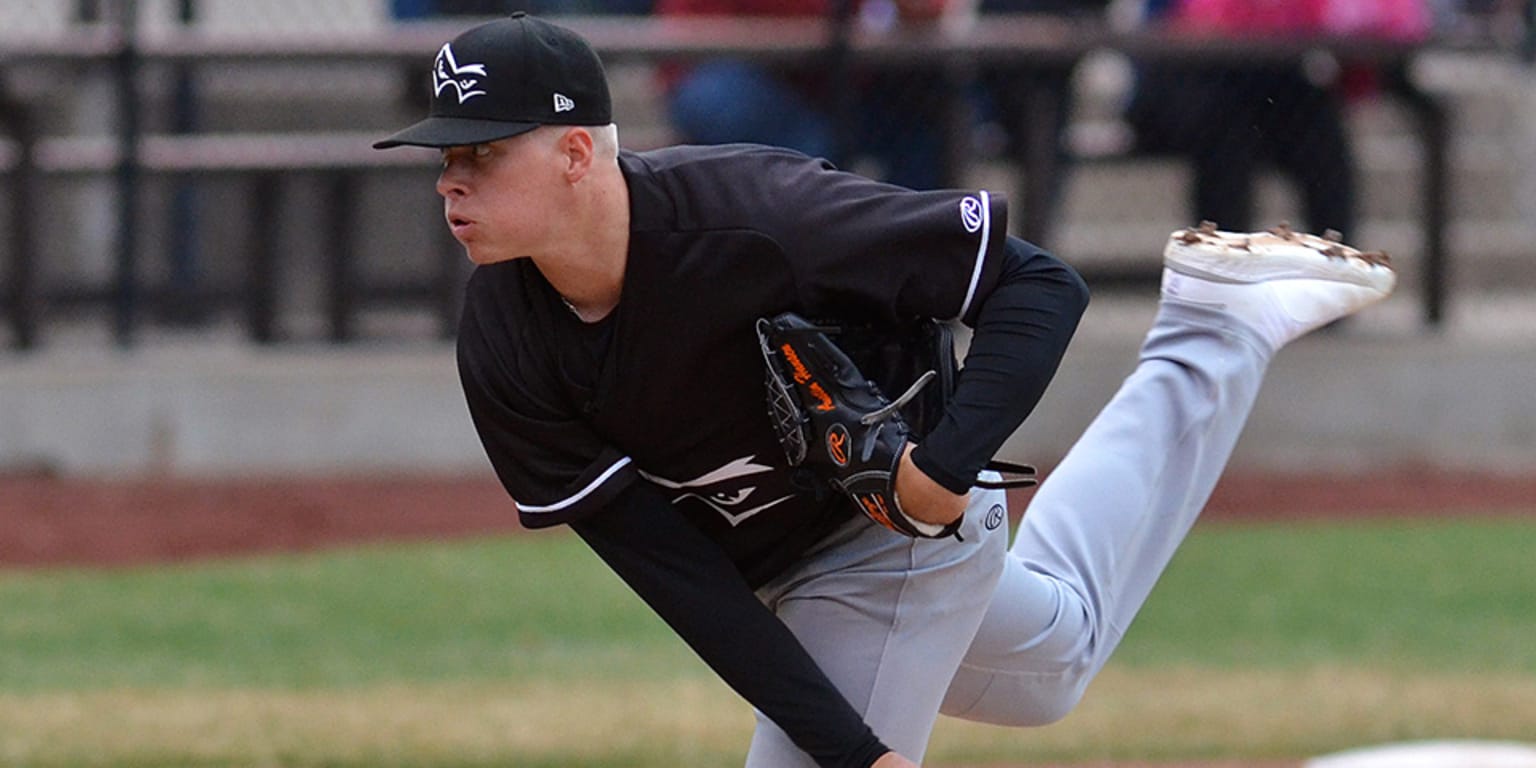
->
[3, 467, 1533, 569]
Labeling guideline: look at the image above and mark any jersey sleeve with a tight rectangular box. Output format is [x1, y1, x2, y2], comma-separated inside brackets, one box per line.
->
[456, 268, 637, 529]
[911, 238, 1091, 493]
[753, 151, 1011, 326]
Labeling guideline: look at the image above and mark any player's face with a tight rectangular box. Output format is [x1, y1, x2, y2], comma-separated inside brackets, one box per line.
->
[436, 132, 563, 265]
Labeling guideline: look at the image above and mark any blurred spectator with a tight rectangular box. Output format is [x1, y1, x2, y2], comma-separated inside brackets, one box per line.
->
[391, 0, 653, 18]
[971, 0, 1112, 220]
[658, 0, 952, 190]
[1123, 0, 1431, 237]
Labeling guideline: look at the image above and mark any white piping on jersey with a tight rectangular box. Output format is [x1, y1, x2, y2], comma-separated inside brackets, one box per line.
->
[955, 189, 991, 321]
[516, 456, 632, 515]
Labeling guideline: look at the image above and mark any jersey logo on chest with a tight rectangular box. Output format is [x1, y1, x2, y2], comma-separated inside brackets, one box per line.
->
[638, 455, 792, 527]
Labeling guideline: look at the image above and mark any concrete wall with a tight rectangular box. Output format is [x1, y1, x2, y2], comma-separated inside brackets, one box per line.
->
[4, 296, 1532, 478]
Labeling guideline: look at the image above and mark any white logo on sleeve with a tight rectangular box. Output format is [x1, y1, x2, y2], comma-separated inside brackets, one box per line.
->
[433, 44, 488, 104]
[553, 93, 576, 113]
[960, 195, 985, 234]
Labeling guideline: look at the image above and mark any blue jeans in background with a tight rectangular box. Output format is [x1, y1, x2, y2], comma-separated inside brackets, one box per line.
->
[667, 59, 944, 190]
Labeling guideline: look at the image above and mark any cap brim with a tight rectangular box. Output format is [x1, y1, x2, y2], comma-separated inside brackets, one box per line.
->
[372, 116, 541, 149]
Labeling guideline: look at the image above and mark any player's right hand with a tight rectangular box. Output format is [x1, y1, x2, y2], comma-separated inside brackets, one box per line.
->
[895, 443, 969, 529]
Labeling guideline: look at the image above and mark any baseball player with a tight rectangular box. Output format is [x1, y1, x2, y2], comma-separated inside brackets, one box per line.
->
[374, 14, 1396, 768]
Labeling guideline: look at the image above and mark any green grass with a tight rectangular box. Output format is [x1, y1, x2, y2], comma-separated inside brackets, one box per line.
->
[0, 536, 702, 691]
[1116, 515, 1536, 673]
[1, 515, 1533, 766]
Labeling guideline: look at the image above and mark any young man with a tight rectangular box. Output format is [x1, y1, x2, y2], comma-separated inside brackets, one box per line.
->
[375, 14, 1395, 768]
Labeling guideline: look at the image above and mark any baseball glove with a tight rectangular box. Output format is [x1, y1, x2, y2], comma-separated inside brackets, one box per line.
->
[757, 312, 974, 538]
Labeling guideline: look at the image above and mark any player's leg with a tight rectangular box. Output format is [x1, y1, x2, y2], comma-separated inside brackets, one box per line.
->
[942, 226, 1395, 725]
[743, 485, 1011, 767]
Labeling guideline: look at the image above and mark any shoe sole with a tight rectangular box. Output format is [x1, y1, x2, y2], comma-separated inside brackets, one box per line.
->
[1164, 222, 1397, 294]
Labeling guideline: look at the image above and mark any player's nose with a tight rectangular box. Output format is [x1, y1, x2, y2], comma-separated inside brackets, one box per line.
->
[436, 166, 469, 199]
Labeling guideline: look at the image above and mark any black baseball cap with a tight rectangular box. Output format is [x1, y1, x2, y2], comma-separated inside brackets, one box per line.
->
[373, 12, 612, 150]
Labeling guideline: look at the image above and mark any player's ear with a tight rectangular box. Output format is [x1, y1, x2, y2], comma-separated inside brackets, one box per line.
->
[558, 126, 595, 183]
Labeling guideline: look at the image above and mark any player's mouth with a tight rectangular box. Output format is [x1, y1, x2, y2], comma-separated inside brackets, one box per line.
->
[447, 213, 475, 239]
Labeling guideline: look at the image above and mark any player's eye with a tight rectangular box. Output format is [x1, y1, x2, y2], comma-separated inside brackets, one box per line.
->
[440, 145, 491, 170]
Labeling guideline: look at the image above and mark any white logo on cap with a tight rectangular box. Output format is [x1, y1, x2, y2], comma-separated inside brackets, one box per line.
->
[553, 93, 575, 113]
[433, 43, 487, 104]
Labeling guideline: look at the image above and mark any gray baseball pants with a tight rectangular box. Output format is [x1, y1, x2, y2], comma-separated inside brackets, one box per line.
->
[745, 301, 1275, 766]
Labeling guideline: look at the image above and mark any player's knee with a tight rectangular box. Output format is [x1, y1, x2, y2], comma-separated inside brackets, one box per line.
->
[944, 666, 1090, 728]
[1011, 679, 1087, 726]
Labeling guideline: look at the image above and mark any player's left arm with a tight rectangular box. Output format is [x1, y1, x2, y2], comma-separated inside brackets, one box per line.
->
[744, 154, 1088, 509]
[911, 238, 1090, 499]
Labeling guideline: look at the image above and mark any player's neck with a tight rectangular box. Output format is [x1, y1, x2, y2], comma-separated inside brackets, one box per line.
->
[536, 165, 629, 324]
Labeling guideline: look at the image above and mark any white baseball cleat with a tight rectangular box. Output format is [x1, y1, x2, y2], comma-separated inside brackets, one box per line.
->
[1161, 221, 1397, 348]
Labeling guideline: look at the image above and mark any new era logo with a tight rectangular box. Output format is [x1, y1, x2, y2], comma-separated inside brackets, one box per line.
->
[553, 93, 575, 113]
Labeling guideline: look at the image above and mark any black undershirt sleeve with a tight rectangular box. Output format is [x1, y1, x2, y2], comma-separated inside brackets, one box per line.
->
[914, 238, 1092, 494]
[569, 483, 891, 768]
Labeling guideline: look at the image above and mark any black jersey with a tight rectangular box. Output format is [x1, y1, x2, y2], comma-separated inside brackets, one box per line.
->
[457, 144, 1013, 583]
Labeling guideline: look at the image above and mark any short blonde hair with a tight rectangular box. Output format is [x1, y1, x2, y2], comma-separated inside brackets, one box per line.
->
[534, 123, 618, 163]
[589, 123, 619, 160]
